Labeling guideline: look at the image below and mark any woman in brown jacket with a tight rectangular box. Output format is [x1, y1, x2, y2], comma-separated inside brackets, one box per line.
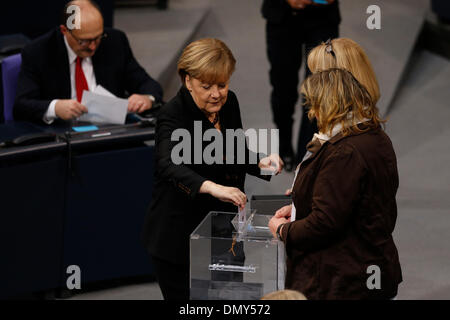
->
[269, 68, 402, 299]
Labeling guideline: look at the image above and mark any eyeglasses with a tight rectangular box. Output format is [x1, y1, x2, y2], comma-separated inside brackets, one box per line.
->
[69, 31, 107, 47]
[325, 39, 336, 58]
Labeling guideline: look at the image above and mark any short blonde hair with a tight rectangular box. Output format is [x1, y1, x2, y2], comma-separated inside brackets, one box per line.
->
[307, 38, 380, 104]
[261, 289, 307, 300]
[301, 68, 384, 137]
[177, 38, 236, 85]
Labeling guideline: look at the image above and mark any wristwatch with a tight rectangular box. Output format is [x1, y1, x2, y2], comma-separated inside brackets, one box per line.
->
[276, 223, 286, 241]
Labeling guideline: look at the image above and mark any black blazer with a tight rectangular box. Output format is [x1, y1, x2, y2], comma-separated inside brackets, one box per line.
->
[13, 27, 163, 123]
[142, 87, 269, 265]
[262, 0, 341, 26]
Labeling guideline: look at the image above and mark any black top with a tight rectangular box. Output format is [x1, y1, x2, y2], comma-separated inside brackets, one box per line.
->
[142, 86, 269, 264]
[13, 27, 163, 123]
[262, 0, 341, 26]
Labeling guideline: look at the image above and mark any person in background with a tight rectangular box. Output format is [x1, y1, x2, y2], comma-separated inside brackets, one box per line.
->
[282, 37, 381, 196]
[14, 0, 162, 124]
[269, 68, 402, 299]
[142, 38, 283, 300]
[262, 0, 340, 170]
[307, 38, 380, 107]
[261, 289, 307, 300]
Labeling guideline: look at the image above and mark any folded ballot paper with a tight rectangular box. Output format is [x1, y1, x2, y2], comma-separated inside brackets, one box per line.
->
[79, 86, 128, 124]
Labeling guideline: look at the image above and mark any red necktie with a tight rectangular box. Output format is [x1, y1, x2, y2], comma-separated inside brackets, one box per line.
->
[75, 57, 89, 102]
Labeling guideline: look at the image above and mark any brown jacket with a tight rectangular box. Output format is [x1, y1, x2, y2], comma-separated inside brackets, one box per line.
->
[281, 125, 402, 299]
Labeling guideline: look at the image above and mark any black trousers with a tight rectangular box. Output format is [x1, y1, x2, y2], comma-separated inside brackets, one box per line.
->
[152, 255, 190, 300]
[151, 213, 244, 301]
[266, 16, 339, 161]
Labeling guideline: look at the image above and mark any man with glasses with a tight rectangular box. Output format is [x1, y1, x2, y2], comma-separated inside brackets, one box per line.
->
[14, 0, 163, 124]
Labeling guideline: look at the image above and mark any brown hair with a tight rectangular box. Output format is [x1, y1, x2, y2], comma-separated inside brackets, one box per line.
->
[301, 68, 385, 137]
[307, 38, 380, 104]
[177, 38, 236, 85]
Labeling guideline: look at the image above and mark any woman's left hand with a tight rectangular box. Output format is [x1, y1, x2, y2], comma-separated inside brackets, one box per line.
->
[259, 154, 284, 175]
[269, 215, 289, 239]
[275, 204, 292, 219]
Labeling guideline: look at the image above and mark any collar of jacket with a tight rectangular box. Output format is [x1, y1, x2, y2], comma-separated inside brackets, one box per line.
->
[178, 86, 228, 128]
[179, 86, 204, 117]
[328, 122, 379, 145]
[304, 122, 380, 163]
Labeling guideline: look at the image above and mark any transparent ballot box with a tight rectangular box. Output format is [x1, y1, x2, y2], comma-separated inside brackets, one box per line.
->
[190, 211, 285, 300]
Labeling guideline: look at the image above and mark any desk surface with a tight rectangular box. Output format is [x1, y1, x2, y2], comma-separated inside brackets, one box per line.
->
[0, 119, 155, 161]
[0, 119, 156, 298]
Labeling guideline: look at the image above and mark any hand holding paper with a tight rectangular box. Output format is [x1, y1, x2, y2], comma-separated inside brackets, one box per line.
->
[79, 86, 128, 124]
[128, 94, 152, 113]
[55, 99, 88, 120]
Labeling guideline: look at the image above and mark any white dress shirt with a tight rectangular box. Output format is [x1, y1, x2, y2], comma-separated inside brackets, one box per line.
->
[43, 36, 97, 124]
[43, 36, 155, 123]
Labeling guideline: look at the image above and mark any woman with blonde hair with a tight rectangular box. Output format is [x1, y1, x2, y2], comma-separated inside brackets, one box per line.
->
[269, 68, 402, 299]
[307, 37, 380, 104]
[142, 38, 282, 300]
[296, 37, 380, 162]
[261, 289, 307, 300]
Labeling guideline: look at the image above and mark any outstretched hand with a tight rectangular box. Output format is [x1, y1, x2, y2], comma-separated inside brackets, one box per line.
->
[199, 180, 247, 210]
[259, 154, 284, 175]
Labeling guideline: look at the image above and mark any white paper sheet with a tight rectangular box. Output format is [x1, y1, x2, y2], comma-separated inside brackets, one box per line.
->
[93, 85, 116, 98]
[79, 89, 128, 124]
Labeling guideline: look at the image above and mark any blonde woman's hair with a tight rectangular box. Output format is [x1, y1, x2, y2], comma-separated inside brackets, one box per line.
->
[177, 38, 236, 85]
[301, 68, 385, 137]
[307, 38, 380, 104]
[261, 289, 307, 300]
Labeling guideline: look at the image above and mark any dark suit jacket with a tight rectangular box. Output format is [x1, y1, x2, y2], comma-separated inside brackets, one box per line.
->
[142, 86, 270, 265]
[262, 0, 341, 26]
[282, 125, 402, 299]
[13, 27, 163, 123]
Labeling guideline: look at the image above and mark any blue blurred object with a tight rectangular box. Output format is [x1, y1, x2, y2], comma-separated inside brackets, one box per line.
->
[312, 0, 329, 5]
[1, 53, 21, 122]
[72, 125, 99, 132]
